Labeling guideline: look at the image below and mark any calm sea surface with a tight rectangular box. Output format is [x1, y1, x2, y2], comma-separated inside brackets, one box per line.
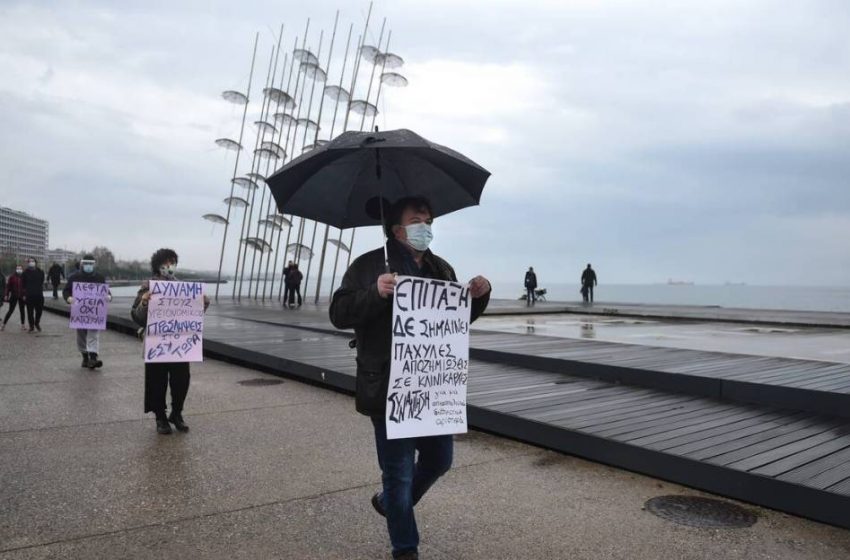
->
[104, 281, 850, 313]
[492, 283, 850, 313]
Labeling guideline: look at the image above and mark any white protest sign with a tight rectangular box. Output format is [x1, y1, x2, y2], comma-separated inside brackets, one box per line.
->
[144, 280, 205, 363]
[386, 276, 472, 440]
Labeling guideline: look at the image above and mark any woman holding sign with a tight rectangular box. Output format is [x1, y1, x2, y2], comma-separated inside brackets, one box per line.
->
[131, 248, 209, 435]
[330, 197, 492, 560]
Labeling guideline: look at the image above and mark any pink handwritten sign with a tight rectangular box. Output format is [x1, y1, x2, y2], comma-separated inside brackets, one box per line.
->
[143, 281, 205, 363]
[70, 282, 109, 330]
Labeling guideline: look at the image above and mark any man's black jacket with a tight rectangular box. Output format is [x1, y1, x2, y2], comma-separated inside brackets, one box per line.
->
[21, 268, 45, 297]
[329, 241, 490, 417]
[48, 264, 65, 284]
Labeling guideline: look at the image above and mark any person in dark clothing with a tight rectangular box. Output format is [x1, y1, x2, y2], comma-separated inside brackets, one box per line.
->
[285, 263, 303, 308]
[581, 263, 597, 303]
[48, 262, 65, 299]
[21, 257, 45, 332]
[524, 266, 538, 306]
[64, 255, 111, 368]
[0, 270, 4, 314]
[2, 265, 26, 331]
[282, 260, 295, 306]
[329, 197, 491, 560]
[131, 248, 210, 435]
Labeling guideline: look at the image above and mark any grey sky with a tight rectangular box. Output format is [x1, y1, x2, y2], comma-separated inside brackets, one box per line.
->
[1, 0, 848, 289]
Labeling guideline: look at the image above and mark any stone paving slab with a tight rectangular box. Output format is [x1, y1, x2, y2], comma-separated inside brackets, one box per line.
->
[2, 313, 850, 559]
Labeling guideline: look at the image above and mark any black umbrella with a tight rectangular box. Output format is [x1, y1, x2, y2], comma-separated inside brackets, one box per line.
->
[265, 128, 490, 230]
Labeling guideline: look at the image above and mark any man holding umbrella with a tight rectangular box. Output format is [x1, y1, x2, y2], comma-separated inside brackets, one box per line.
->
[268, 128, 493, 560]
[330, 197, 491, 560]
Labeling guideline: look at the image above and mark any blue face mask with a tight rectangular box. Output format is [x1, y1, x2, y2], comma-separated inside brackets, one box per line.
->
[82, 264, 94, 273]
[403, 223, 433, 252]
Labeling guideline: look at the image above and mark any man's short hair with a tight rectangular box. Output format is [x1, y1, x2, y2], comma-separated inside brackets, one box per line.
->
[385, 196, 433, 238]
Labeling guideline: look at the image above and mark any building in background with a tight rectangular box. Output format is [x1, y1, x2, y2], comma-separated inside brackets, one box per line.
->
[46, 248, 78, 266]
[0, 206, 49, 265]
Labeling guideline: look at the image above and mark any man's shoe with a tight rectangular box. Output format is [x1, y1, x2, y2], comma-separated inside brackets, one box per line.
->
[35, 324, 41, 332]
[0, 323, 5, 332]
[371, 492, 386, 517]
[89, 353, 103, 369]
[394, 552, 418, 560]
[156, 417, 172, 435]
[20, 324, 27, 331]
[27, 327, 34, 333]
[81, 353, 91, 368]
[168, 412, 189, 432]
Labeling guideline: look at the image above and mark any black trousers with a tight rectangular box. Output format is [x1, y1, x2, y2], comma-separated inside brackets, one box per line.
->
[144, 362, 190, 414]
[26, 294, 44, 328]
[526, 288, 535, 305]
[3, 296, 25, 325]
[582, 285, 594, 302]
[52, 282, 60, 298]
[287, 285, 302, 306]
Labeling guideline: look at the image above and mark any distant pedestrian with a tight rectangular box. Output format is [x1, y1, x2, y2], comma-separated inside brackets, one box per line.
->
[48, 262, 65, 299]
[2, 264, 26, 331]
[0, 269, 4, 313]
[286, 263, 303, 308]
[131, 248, 210, 435]
[21, 257, 45, 332]
[524, 266, 538, 306]
[581, 263, 597, 303]
[64, 255, 111, 369]
[282, 260, 295, 306]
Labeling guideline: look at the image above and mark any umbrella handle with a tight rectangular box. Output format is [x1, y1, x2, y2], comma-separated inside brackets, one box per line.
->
[375, 141, 390, 272]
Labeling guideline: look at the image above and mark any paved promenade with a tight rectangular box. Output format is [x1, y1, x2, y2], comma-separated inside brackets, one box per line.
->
[2, 313, 850, 558]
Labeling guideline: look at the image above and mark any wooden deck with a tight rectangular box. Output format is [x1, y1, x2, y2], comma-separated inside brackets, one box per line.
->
[44, 299, 850, 530]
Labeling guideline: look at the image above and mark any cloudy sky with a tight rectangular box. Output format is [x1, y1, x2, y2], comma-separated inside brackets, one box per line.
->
[1, 0, 849, 292]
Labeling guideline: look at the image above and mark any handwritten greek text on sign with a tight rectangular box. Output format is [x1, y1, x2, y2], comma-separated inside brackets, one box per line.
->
[144, 281, 205, 363]
[386, 276, 472, 439]
[70, 282, 109, 330]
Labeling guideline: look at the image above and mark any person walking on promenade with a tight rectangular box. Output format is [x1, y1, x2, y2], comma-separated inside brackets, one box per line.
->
[581, 263, 597, 303]
[48, 262, 65, 299]
[3, 265, 27, 331]
[282, 260, 295, 307]
[330, 197, 492, 560]
[64, 255, 111, 369]
[21, 257, 45, 332]
[131, 248, 209, 435]
[524, 266, 538, 306]
[285, 262, 303, 308]
[2, 265, 26, 331]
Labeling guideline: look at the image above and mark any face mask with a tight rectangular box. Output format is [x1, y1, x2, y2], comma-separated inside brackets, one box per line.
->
[160, 264, 176, 277]
[82, 264, 94, 273]
[27, 262, 35, 269]
[403, 223, 433, 252]
[15, 268, 22, 275]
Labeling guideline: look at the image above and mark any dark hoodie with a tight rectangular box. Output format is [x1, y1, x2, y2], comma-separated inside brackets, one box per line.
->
[63, 269, 107, 301]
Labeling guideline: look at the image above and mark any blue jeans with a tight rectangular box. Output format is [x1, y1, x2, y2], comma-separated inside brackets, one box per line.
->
[371, 417, 453, 558]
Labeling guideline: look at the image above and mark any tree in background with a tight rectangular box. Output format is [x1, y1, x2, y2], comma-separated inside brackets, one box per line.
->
[91, 247, 117, 277]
